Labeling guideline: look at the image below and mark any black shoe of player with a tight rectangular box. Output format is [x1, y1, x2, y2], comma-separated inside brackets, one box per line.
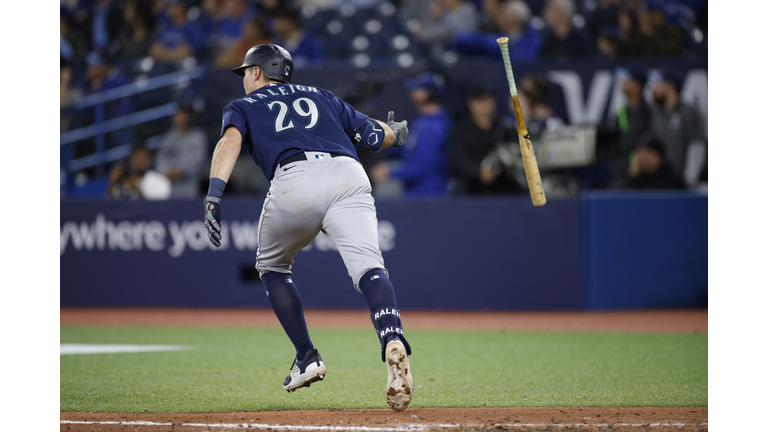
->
[283, 348, 326, 392]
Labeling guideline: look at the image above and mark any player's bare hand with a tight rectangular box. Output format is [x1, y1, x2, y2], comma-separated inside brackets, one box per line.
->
[387, 111, 408, 147]
[204, 196, 222, 247]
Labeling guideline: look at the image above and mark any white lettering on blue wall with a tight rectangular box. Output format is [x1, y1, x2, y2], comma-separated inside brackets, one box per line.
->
[61, 215, 396, 257]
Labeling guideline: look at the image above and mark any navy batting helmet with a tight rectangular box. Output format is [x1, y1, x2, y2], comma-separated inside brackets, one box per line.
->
[232, 44, 294, 83]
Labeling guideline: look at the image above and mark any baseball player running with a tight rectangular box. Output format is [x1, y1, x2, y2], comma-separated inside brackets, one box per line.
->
[203, 44, 413, 411]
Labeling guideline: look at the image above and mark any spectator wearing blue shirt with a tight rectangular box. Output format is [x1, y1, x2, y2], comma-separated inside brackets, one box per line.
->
[198, 0, 228, 55]
[77, 52, 136, 150]
[214, 0, 258, 55]
[86, 0, 124, 55]
[648, 0, 705, 31]
[150, 0, 204, 62]
[83, 52, 135, 119]
[271, 8, 324, 67]
[449, 0, 542, 62]
[370, 73, 454, 198]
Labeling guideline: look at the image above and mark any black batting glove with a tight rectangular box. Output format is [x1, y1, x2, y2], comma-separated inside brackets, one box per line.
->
[204, 196, 222, 247]
[387, 111, 408, 147]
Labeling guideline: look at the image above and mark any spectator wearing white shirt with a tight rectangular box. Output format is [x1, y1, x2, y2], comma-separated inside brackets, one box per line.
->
[107, 147, 172, 200]
[411, 0, 479, 61]
[155, 105, 208, 198]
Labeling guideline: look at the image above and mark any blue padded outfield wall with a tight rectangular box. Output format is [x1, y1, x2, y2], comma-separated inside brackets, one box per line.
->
[580, 192, 708, 309]
[59, 197, 582, 310]
[60, 192, 707, 310]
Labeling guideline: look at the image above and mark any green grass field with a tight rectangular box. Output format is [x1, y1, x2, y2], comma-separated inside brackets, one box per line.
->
[60, 326, 707, 413]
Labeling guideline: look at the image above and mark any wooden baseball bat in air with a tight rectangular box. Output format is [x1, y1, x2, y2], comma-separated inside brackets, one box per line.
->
[497, 37, 547, 207]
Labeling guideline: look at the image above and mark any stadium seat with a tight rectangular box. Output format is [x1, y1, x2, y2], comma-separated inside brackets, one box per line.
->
[301, 8, 337, 36]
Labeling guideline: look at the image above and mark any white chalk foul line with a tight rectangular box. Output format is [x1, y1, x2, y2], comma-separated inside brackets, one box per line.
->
[178, 423, 426, 431]
[60, 421, 421, 431]
[60, 344, 190, 355]
[61, 420, 172, 426]
[60, 420, 707, 430]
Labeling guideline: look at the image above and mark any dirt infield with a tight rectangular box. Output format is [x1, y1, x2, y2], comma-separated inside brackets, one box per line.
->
[61, 407, 708, 431]
[60, 308, 708, 432]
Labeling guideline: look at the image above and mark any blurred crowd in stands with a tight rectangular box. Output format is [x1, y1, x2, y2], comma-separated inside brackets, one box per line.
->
[60, 0, 708, 200]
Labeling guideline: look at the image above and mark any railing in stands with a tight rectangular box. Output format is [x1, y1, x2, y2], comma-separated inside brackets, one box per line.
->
[60, 66, 205, 174]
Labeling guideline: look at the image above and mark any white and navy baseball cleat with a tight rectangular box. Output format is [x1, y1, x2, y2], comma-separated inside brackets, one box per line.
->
[385, 339, 413, 411]
[283, 348, 326, 392]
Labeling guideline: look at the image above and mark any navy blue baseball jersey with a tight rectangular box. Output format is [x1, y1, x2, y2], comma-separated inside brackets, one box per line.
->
[220, 82, 369, 179]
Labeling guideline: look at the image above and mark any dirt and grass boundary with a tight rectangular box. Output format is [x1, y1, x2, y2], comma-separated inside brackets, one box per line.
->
[60, 308, 707, 431]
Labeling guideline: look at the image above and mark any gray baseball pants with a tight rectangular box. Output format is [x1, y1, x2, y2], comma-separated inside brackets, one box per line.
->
[255, 151, 386, 291]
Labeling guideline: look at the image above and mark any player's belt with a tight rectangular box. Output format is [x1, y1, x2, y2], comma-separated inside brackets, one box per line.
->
[278, 151, 346, 167]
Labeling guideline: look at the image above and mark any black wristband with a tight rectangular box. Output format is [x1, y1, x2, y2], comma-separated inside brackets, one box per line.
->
[207, 178, 226, 198]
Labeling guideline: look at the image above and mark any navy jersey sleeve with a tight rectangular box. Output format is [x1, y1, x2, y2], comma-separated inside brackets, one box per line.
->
[326, 90, 370, 141]
[220, 102, 247, 139]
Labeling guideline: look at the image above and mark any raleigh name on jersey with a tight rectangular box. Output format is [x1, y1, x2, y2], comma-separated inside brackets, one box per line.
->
[220, 82, 371, 180]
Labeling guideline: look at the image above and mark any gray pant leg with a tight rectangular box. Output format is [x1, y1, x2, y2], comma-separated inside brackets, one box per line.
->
[321, 158, 386, 291]
[255, 164, 324, 277]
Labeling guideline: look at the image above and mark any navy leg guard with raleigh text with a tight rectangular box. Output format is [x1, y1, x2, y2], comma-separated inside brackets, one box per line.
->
[370, 306, 412, 362]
